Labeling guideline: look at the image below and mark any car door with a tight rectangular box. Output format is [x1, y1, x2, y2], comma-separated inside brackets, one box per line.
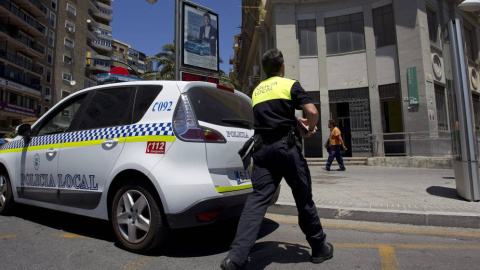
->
[16, 93, 88, 204]
[56, 86, 135, 209]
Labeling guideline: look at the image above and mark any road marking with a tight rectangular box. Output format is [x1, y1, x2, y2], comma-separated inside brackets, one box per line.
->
[0, 235, 17, 239]
[122, 257, 157, 270]
[379, 245, 399, 270]
[269, 217, 480, 238]
[59, 233, 87, 238]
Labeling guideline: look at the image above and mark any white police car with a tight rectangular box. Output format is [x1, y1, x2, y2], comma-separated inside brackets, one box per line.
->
[0, 81, 278, 252]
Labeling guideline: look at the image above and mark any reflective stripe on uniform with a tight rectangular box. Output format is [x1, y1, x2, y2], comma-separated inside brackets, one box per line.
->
[251, 77, 296, 107]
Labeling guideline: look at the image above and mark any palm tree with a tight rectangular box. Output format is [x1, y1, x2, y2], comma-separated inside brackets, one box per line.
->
[142, 44, 239, 89]
[141, 44, 175, 80]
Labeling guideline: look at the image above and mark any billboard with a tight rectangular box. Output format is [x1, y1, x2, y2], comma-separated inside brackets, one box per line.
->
[182, 1, 219, 72]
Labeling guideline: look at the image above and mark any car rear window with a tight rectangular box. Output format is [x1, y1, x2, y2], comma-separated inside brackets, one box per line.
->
[187, 86, 253, 129]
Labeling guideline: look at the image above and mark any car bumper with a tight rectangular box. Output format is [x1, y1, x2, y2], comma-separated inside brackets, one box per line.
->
[165, 185, 281, 229]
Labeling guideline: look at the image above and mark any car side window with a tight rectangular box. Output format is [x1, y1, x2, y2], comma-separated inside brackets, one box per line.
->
[76, 87, 135, 130]
[36, 94, 88, 136]
[132, 85, 163, 123]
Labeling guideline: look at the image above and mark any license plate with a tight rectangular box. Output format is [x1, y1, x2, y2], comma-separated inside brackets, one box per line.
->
[235, 170, 251, 184]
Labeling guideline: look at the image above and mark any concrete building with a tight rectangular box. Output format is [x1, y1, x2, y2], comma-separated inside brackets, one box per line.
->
[233, 0, 479, 158]
[53, 0, 113, 104]
[0, 0, 52, 136]
[112, 39, 150, 77]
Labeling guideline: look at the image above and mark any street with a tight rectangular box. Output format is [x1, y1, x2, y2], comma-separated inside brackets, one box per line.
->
[1, 205, 479, 270]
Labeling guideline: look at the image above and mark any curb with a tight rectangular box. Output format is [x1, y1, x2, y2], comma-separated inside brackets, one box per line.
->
[267, 203, 480, 229]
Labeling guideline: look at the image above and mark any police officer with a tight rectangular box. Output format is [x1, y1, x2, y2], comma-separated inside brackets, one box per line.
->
[220, 49, 333, 270]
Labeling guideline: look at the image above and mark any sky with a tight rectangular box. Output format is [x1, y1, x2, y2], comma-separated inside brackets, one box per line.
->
[111, 0, 242, 73]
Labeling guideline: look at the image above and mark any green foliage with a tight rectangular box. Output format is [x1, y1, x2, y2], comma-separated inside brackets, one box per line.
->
[3, 126, 16, 139]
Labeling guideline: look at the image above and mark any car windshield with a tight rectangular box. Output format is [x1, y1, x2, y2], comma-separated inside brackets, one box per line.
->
[187, 87, 253, 129]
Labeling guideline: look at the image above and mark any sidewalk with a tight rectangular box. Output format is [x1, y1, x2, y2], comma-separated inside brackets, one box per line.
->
[267, 166, 480, 229]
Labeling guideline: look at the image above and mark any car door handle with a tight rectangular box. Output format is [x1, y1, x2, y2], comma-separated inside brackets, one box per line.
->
[102, 139, 119, 149]
[47, 148, 57, 154]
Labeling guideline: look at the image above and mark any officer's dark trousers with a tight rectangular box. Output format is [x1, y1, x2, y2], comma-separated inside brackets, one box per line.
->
[228, 139, 326, 265]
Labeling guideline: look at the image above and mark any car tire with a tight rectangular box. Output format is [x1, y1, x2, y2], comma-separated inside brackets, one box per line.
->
[0, 172, 15, 215]
[111, 181, 169, 253]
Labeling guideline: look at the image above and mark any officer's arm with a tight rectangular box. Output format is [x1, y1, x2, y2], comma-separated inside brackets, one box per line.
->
[299, 103, 319, 132]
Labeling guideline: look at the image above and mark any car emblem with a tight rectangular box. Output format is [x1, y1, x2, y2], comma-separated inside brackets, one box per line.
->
[33, 153, 40, 170]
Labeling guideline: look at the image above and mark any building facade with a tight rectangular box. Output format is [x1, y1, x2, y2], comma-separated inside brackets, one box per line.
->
[233, 0, 479, 158]
[112, 39, 150, 77]
[54, 0, 113, 104]
[0, 0, 52, 136]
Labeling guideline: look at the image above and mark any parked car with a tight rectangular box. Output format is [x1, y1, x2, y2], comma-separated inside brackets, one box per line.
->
[184, 39, 211, 56]
[0, 81, 280, 253]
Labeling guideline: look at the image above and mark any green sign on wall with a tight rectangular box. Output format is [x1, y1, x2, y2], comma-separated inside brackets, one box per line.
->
[407, 67, 419, 105]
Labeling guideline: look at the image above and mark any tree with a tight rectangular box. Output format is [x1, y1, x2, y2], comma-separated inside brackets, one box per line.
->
[143, 44, 239, 90]
[141, 44, 175, 80]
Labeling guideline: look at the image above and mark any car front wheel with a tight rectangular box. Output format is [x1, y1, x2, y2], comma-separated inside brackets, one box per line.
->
[0, 172, 14, 215]
[111, 181, 168, 253]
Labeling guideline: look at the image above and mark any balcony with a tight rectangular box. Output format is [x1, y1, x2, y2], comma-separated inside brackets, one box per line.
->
[89, 0, 100, 12]
[0, 49, 43, 75]
[0, 24, 45, 58]
[0, 0, 46, 37]
[89, 40, 112, 53]
[13, 0, 48, 18]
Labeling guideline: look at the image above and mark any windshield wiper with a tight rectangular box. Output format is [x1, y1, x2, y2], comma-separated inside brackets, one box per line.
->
[221, 118, 253, 127]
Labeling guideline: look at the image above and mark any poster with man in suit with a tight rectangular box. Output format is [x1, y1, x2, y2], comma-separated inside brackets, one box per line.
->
[182, 2, 219, 71]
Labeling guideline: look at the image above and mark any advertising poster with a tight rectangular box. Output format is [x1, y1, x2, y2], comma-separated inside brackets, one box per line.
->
[182, 2, 219, 72]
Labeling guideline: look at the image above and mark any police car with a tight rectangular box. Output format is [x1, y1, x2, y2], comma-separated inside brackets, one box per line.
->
[0, 81, 278, 252]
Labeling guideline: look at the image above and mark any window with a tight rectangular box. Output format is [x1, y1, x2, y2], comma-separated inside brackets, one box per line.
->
[46, 68, 52, 83]
[62, 72, 72, 81]
[61, 90, 70, 98]
[48, 30, 55, 47]
[187, 86, 254, 128]
[47, 49, 53, 65]
[464, 25, 477, 61]
[473, 94, 480, 131]
[64, 38, 74, 48]
[49, 11, 56, 28]
[77, 87, 135, 130]
[298, 19, 317, 56]
[133, 85, 163, 123]
[67, 4, 77, 15]
[435, 84, 448, 131]
[44, 106, 49, 113]
[36, 94, 87, 136]
[45, 87, 51, 102]
[325, 13, 365, 55]
[373, 5, 396, 47]
[51, 0, 57, 10]
[65, 21, 75, 32]
[427, 8, 438, 43]
[63, 55, 72, 64]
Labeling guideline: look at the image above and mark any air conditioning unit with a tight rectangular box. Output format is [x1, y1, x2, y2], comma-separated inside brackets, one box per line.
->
[67, 27, 75, 33]
[253, 65, 260, 77]
[44, 95, 52, 101]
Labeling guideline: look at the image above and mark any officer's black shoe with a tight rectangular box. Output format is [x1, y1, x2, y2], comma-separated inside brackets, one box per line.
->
[310, 242, 334, 264]
[220, 257, 245, 270]
[321, 167, 330, 171]
[336, 168, 346, 171]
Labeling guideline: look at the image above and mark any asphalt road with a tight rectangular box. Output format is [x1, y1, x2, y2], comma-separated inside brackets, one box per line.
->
[1, 205, 479, 270]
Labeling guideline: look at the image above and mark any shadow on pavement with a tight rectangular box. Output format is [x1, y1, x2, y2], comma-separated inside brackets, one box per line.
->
[158, 217, 280, 258]
[426, 186, 464, 201]
[247, 241, 311, 269]
[11, 204, 115, 241]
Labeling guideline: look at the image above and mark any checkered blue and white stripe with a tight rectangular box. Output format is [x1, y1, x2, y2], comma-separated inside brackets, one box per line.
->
[0, 123, 173, 151]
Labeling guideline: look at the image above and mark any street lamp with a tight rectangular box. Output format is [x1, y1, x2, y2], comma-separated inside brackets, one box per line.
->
[448, 0, 480, 201]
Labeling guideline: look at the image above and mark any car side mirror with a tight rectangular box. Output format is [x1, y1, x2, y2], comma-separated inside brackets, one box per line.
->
[15, 124, 31, 137]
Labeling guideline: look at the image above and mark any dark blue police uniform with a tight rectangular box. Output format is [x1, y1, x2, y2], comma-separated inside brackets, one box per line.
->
[226, 76, 327, 267]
